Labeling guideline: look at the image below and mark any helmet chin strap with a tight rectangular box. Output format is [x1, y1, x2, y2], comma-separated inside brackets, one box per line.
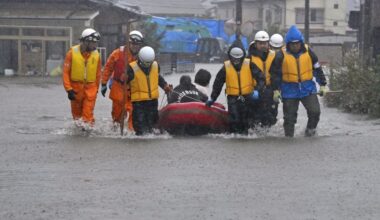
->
[83, 41, 96, 52]
[232, 58, 243, 71]
[138, 60, 151, 70]
[257, 50, 268, 58]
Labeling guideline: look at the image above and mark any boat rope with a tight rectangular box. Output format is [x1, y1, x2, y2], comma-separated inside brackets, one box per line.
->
[159, 93, 168, 109]
[169, 90, 226, 111]
[169, 90, 204, 103]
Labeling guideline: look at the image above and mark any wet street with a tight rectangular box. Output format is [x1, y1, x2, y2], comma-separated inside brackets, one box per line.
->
[1, 64, 380, 219]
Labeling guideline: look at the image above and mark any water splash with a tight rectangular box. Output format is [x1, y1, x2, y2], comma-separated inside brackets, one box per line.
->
[53, 118, 172, 139]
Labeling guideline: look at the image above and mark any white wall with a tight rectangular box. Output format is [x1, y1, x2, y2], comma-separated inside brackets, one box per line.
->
[215, 0, 285, 31]
[324, 0, 347, 35]
[285, 0, 348, 35]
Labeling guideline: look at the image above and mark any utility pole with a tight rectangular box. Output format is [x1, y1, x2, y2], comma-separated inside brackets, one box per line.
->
[304, 0, 310, 43]
[365, 0, 373, 65]
[359, 0, 366, 67]
[236, 0, 242, 40]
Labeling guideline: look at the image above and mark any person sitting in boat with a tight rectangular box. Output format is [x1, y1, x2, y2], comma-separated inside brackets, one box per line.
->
[168, 75, 208, 104]
[194, 68, 211, 98]
[206, 40, 265, 135]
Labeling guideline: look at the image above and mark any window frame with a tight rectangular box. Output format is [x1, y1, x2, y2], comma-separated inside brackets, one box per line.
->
[295, 8, 324, 24]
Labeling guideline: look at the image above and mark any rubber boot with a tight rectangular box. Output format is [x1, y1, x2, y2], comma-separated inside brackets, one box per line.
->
[305, 128, 316, 137]
[284, 125, 295, 137]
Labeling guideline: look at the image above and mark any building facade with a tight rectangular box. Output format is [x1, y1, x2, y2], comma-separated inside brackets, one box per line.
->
[285, 0, 348, 35]
[119, 0, 207, 17]
[212, 0, 285, 36]
[0, 0, 143, 75]
[211, 0, 348, 37]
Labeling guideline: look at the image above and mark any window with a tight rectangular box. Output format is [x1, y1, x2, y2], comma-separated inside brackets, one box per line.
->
[274, 8, 283, 24]
[22, 28, 44, 36]
[265, 9, 272, 25]
[333, 21, 338, 26]
[296, 8, 324, 24]
[47, 29, 69, 37]
[334, 4, 339, 9]
[0, 27, 19, 36]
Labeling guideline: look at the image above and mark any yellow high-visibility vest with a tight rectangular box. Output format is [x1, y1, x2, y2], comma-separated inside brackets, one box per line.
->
[225, 58, 254, 96]
[251, 50, 275, 86]
[130, 61, 159, 101]
[70, 45, 99, 82]
[282, 45, 313, 83]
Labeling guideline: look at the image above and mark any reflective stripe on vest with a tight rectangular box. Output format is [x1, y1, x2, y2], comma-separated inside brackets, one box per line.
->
[251, 50, 275, 86]
[130, 61, 159, 101]
[282, 45, 313, 83]
[225, 58, 253, 96]
[70, 45, 99, 82]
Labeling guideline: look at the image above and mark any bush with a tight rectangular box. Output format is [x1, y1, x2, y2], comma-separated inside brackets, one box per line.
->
[326, 48, 380, 117]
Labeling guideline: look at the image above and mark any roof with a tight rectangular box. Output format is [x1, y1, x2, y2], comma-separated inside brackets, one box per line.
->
[0, 3, 99, 20]
[89, 0, 145, 16]
[211, 0, 256, 3]
[0, 0, 145, 19]
[117, 0, 206, 16]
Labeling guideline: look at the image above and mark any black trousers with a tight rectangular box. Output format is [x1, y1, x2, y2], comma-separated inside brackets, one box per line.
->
[132, 99, 159, 135]
[282, 94, 321, 137]
[227, 95, 250, 135]
[249, 88, 278, 128]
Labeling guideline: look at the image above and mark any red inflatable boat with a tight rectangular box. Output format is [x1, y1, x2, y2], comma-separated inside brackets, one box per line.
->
[158, 102, 229, 135]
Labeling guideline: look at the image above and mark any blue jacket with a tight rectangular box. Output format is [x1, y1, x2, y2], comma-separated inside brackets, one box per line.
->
[271, 25, 326, 99]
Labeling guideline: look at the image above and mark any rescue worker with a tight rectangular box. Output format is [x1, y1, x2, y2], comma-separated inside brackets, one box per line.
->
[269, 33, 284, 51]
[63, 28, 101, 126]
[206, 40, 265, 135]
[248, 30, 278, 128]
[194, 68, 211, 98]
[271, 25, 328, 137]
[125, 46, 173, 135]
[101, 30, 144, 131]
[168, 75, 207, 104]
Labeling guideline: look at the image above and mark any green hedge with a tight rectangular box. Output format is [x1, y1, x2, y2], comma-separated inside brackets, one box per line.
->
[326, 48, 380, 118]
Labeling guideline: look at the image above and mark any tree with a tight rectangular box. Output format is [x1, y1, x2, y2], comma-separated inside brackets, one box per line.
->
[137, 21, 165, 53]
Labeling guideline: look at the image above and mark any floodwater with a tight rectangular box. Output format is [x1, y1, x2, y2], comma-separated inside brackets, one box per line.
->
[1, 64, 380, 220]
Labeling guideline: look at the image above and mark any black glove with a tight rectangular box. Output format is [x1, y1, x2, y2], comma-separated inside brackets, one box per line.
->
[205, 99, 215, 107]
[101, 84, 107, 97]
[67, 90, 76, 101]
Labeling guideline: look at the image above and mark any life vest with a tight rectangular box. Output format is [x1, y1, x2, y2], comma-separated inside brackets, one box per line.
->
[129, 61, 159, 101]
[70, 45, 99, 83]
[282, 45, 313, 83]
[251, 50, 275, 86]
[225, 58, 253, 96]
[113, 46, 136, 82]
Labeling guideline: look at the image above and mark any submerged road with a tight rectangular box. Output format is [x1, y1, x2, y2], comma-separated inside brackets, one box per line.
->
[1, 64, 380, 219]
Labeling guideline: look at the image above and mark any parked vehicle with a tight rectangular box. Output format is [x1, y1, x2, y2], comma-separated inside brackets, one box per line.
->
[195, 37, 228, 63]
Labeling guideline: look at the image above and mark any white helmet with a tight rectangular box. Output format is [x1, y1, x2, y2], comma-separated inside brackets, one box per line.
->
[138, 46, 155, 63]
[270, 34, 284, 48]
[81, 28, 100, 42]
[129, 30, 143, 43]
[254, 30, 270, 42]
[229, 47, 244, 59]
